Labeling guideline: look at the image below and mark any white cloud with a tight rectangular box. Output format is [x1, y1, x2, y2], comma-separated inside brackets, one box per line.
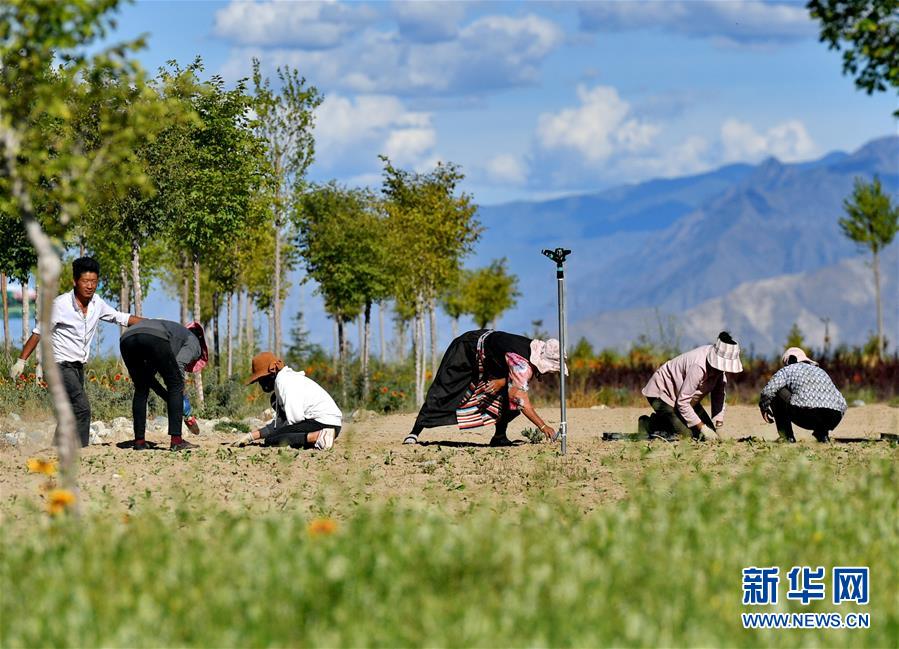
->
[314, 93, 436, 168]
[485, 154, 529, 185]
[578, 1, 815, 45]
[218, 12, 565, 97]
[214, 1, 377, 49]
[383, 127, 437, 166]
[537, 85, 661, 163]
[720, 118, 816, 162]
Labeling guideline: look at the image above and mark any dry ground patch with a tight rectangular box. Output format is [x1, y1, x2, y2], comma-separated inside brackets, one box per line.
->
[2, 405, 895, 520]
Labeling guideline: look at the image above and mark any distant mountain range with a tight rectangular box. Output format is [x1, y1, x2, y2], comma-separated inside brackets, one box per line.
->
[475, 135, 899, 354]
[9, 137, 895, 359]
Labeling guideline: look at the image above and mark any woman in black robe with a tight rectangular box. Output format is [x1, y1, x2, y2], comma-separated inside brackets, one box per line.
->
[403, 329, 564, 446]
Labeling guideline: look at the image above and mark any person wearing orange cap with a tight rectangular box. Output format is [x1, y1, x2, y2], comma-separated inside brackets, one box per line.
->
[233, 352, 342, 450]
[759, 347, 846, 443]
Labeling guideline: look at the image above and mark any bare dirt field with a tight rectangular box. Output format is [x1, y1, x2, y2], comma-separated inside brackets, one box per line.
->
[2, 405, 896, 520]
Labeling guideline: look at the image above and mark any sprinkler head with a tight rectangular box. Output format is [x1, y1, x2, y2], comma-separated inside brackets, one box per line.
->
[541, 248, 572, 265]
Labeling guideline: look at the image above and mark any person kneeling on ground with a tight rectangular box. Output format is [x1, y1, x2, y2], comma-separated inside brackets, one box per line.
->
[120, 319, 208, 451]
[403, 329, 563, 447]
[638, 331, 743, 441]
[233, 352, 342, 450]
[758, 347, 846, 443]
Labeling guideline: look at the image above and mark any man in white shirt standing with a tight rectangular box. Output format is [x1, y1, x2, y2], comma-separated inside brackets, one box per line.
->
[10, 257, 141, 447]
[232, 351, 342, 450]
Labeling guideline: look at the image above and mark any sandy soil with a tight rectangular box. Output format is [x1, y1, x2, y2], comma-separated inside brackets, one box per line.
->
[1, 405, 896, 520]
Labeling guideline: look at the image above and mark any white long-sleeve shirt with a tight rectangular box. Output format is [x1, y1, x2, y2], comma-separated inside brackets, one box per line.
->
[261, 367, 342, 436]
[33, 291, 131, 363]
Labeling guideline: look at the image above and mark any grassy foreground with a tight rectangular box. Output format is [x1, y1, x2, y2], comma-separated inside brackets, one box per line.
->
[1, 448, 897, 648]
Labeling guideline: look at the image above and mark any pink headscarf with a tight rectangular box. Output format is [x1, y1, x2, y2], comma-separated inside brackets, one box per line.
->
[185, 321, 208, 373]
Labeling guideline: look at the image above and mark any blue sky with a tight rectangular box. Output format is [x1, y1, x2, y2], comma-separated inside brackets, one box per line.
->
[6, 1, 897, 355]
[107, 0, 895, 205]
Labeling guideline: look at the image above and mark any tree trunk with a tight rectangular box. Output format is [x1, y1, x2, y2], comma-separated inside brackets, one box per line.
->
[193, 256, 204, 406]
[413, 295, 425, 405]
[362, 300, 371, 402]
[273, 216, 282, 356]
[378, 302, 385, 363]
[451, 316, 458, 339]
[333, 318, 339, 366]
[226, 292, 233, 378]
[429, 295, 437, 376]
[1, 272, 9, 354]
[180, 252, 189, 324]
[396, 316, 406, 364]
[337, 318, 347, 406]
[21, 272, 29, 348]
[3, 128, 80, 493]
[357, 315, 363, 361]
[130, 237, 142, 316]
[212, 291, 220, 373]
[873, 250, 884, 360]
[267, 308, 274, 351]
[34, 279, 42, 382]
[236, 290, 244, 358]
[119, 266, 130, 336]
[246, 295, 254, 357]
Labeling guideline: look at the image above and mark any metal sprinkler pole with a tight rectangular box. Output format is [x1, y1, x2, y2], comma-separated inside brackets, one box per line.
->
[542, 248, 571, 455]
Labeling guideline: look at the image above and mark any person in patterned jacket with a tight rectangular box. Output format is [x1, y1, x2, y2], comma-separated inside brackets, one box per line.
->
[759, 347, 847, 443]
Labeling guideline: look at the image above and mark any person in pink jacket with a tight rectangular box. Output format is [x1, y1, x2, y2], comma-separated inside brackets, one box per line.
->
[638, 332, 743, 441]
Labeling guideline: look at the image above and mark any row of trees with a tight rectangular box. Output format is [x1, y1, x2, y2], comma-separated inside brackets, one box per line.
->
[0, 11, 521, 408]
[0, 1, 519, 489]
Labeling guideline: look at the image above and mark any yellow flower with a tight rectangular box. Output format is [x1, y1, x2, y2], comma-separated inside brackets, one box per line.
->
[307, 518, 337, 536]
[26, 458, 58, 476]
[45, 489, 76, 516]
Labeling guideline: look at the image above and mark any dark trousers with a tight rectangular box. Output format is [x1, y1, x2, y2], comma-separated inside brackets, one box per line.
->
[771, 387, 842, 442]
[263, 420, 341, 449]
[647, 397, 714, 439]
[120, 333, 184, 439]
[58, 362, 91, 447]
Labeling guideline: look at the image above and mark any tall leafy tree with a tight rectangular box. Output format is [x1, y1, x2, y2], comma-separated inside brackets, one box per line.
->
[464, 259, 520, 329]
[252, 58, 322, 356]
[808, 0, 899, 116]
[296, 183, 389, 403]
[839, 176, 899, 359]
[0, 0, 168, 489]
[161, 60, 263, 402]
[380, 158, 480, 403]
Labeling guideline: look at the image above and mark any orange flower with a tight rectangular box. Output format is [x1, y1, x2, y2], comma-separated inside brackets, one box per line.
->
[45, 489, 76, 516]
[114, 373, 122, 381]
[26, 458, 58, 476]
[380, 386, 388, 394]
[307, 518, 337, 536]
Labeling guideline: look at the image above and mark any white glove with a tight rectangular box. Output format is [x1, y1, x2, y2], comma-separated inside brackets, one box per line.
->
[231, 432, 255, 447]
[714, 419, 724, 429]
[702, 428, 721, 442]
[9, 359, 25, 380]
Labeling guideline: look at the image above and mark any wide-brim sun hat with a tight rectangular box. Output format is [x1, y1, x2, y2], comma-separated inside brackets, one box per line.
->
[530, 338, 567, 375]
[246, 351, 285, 385]
[707, 331, 743, 373]
[782, 346, 818, 366]
[185, 321, 208, 373]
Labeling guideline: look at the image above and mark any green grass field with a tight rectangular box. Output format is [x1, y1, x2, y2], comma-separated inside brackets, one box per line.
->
[2, 442, 896, 648]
